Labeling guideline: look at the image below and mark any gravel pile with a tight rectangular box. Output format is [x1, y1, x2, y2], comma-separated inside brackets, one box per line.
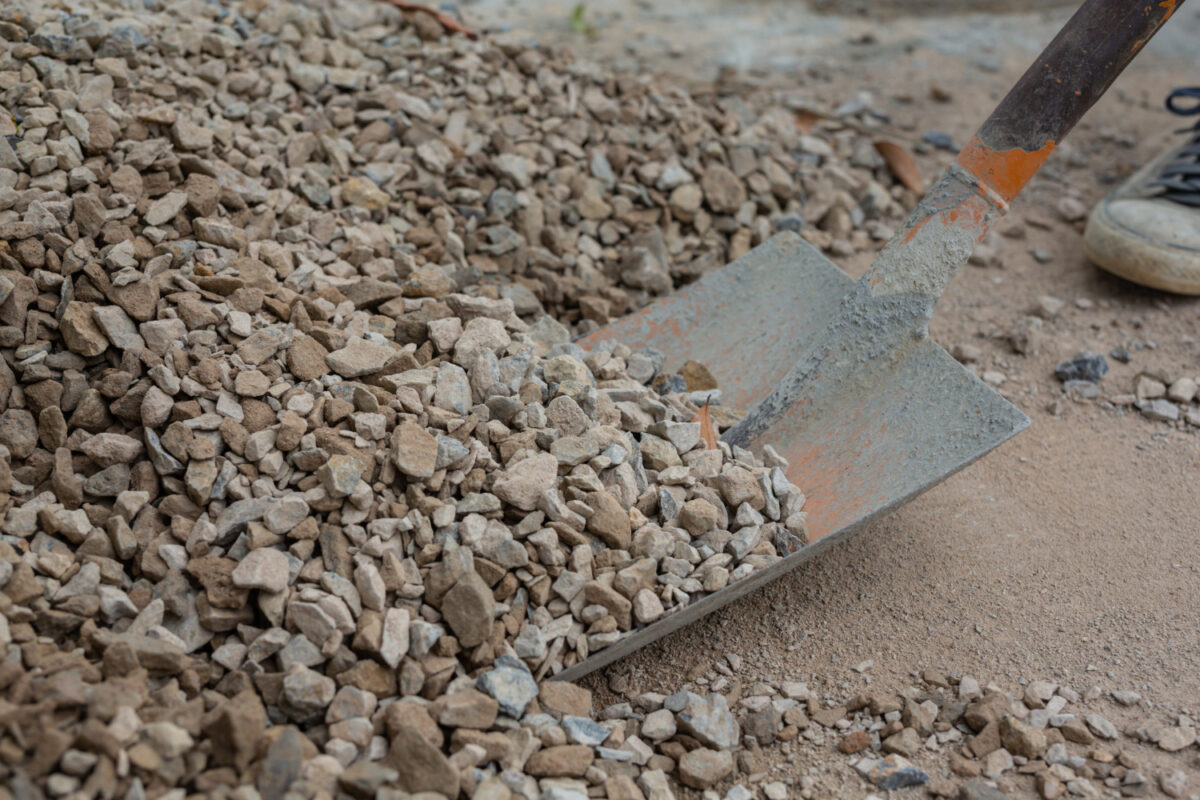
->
[0, 0, 862, 796]
[0, 0, 911, 326]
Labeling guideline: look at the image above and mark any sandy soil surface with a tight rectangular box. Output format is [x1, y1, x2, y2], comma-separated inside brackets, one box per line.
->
[465, 1, 1200, 795]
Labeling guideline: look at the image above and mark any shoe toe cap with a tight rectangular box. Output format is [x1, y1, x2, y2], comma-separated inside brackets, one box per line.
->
[1083, 194, 1200, 295]
[1098, 195, 1200, 251]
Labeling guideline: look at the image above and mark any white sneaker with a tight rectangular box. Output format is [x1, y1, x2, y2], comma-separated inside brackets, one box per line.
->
[1084, 87, 1200, 295]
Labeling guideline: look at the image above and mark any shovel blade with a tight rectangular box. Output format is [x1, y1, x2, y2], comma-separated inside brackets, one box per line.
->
[559, 232, 1029, 680]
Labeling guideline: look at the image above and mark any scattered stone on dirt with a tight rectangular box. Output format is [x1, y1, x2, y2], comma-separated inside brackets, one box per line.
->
[1045, 345, 1200, 430]
[1054, 353, 1109, 383]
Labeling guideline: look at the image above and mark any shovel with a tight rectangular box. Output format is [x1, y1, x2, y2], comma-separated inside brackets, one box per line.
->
[557, 0, 1182, 681]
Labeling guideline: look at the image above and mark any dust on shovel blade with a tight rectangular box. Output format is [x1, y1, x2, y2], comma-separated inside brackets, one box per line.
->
[565, 231, 1029, 680]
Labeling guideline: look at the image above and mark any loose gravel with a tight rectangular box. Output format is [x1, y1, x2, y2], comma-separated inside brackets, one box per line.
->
[0, 0, 1197, 795]
[0, 0, 932, 795]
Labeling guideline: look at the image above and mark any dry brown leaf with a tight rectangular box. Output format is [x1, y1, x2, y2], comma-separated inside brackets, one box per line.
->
[794, 110, 821, 134]
[695, 401, 719, 450]
[373, 0, 478, 39]
[874, 139, 923, 195]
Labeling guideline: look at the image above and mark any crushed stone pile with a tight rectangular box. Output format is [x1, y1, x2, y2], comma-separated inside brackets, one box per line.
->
[0, 0, 913, 332]
[0, 0, 1196, 796]
[0, 0, 924, 796]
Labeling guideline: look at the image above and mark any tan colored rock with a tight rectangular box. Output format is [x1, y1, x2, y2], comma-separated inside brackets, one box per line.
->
[524, 745, 595, 778]
[287, 334, 330, 380]
[882, 726, 920, 757]
[539, 682, 593, 717]
[700, 163, 746, 214]
[632, 588, 665, 623]
[586, 490, 632, 549]
[678, 748, 734, 789]
[387, 725, 459, 797]
[679, 498, 719, 534]
[230, 547, 290, 594]
[583, 581, 632, 630]
[1000, 715, 1047, 759]
[384, 702, 443, 749]
[441, 571, 495, 647]
[718, 465, 764, 510]
[437, 689, 499, 729]
[144, 191, 188, 225]
[202, 690, 268, 771]
[493, 452, 558, 511]
[341, 177, 389, 211]
[392, 422, 438, 479]
[326, 337, 394, 378]
[1158, 726, 1196, 752]
[60, 301, 108, 357]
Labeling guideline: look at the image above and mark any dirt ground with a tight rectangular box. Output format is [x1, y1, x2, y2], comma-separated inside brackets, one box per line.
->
[466, 1, 1200, 795]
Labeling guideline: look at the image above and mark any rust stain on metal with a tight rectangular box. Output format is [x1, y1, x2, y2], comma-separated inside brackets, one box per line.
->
[956, 137, 1057, 203]
[780, 400, 887, 541]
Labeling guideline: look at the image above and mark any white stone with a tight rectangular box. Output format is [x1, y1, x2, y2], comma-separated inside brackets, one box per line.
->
[379, 608, 411, 669]
[231, 547, 290, 593]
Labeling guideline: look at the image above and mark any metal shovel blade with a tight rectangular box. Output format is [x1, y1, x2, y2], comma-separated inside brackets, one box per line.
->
[556, 231, 1029, 681]
[549, 0, 1182, 683]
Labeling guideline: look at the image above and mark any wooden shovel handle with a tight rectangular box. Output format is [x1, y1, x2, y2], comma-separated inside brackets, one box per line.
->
[958, 0, 1184, 203]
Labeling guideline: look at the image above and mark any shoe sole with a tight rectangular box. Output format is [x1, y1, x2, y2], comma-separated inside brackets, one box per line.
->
[1083, 195, 1200, 296]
